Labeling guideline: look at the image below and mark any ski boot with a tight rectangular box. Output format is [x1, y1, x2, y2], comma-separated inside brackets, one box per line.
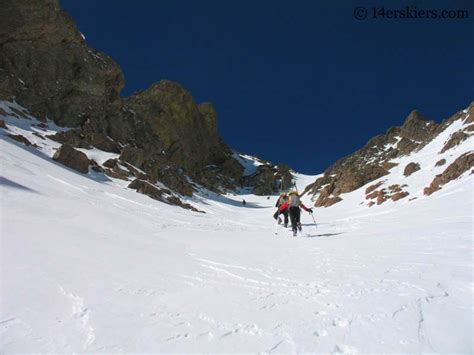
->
[298, 222, 302, 232]
[284, 222, 288, 228]
[277, 217, 282, 224]
[292, 228, 297, 237]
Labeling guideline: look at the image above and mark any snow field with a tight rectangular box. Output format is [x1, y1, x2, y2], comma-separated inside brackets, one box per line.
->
[1, 103, 473, 353]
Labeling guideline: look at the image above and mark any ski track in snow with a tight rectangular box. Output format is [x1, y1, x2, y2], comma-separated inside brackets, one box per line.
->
[1, 106, 473, 353]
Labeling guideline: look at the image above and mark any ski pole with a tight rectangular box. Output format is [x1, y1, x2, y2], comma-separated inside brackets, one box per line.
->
[311, 213, 317, 229]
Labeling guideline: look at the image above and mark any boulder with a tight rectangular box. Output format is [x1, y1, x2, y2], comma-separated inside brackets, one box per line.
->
[403, 162, 420, 177]
[376, 190, 387, 205]
[53, 144, 90, 173]
[391, 191, 409, 201]
[365, 181, 384, 195]
[103, 158, 118, 169]
[366, 190, 379, 200]
[435, 159, 446, 167]
[0, 119, 6, 129]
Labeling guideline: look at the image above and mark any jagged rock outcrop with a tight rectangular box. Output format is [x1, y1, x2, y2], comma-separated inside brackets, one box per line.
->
[0, 0, 283, 207]
[424, 152, 474, 196]
[53, 144, 90, 173]
[0, 0, 124, 127]
[305, 104, 473, 207]
[125, 81, 226, 174]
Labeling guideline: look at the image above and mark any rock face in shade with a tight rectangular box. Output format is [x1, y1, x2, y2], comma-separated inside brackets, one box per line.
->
[125, 80, 226, 175]
[0, 0, 279, 202]
[0, 0, 124, 128]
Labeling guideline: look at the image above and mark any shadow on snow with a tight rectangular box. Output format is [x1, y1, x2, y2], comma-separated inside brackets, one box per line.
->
[0, 176, 39, 193]
[301, 232, 344, 238]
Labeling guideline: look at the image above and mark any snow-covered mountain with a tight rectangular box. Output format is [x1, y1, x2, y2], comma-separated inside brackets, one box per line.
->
[303, 104, 474, 209]
[1, 100, 472, 353]
[1, 0, 473, 353]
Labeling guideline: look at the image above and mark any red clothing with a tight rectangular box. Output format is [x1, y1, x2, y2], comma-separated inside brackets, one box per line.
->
[278, 200, 310, 213]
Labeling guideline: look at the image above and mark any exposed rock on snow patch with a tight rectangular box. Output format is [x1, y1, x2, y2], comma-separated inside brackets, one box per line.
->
[365, 181, 384, 195]
[440, 131, 469, 153]
[403, 162, 420, 177]
[128, 179, 202, 212]
[435, 159, 446, 167]
[53, 144, 91, 174]
[424, 152, 474, 196]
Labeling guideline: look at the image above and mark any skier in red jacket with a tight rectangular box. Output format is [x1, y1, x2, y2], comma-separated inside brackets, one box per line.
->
[278, 189, 313, 236]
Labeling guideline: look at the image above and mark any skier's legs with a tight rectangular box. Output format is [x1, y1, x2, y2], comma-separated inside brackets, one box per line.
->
[289, 207, 298, 232]
[283, 210, 289, 226]
[295, 208, 302, 230]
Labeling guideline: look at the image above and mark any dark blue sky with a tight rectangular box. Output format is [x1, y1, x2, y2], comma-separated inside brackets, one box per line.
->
[61, 0, 473, 174]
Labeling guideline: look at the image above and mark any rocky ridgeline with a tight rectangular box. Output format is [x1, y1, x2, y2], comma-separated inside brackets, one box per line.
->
[303, 103, 474, 207]
[0, 0, 290, 207]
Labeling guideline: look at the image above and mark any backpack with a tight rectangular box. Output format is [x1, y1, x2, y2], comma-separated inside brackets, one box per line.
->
[289, 193, 300, 207]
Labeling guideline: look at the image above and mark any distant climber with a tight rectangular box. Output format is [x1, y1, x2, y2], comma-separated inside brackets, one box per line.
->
[277, 188, 313, 236]
[273, 192, 289, 228]
[242, 199, 246, 206]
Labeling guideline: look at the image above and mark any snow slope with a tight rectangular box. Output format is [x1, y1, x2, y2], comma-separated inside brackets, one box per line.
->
[1, 113, 473, 353]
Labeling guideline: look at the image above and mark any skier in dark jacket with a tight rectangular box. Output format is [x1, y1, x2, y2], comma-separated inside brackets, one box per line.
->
[278, 189, 313, 236]
[273, 192, 289, 227]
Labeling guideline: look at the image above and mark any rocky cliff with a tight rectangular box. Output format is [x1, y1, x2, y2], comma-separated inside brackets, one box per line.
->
[303, 103, 474, 207]
[0, 0, 289, 205]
